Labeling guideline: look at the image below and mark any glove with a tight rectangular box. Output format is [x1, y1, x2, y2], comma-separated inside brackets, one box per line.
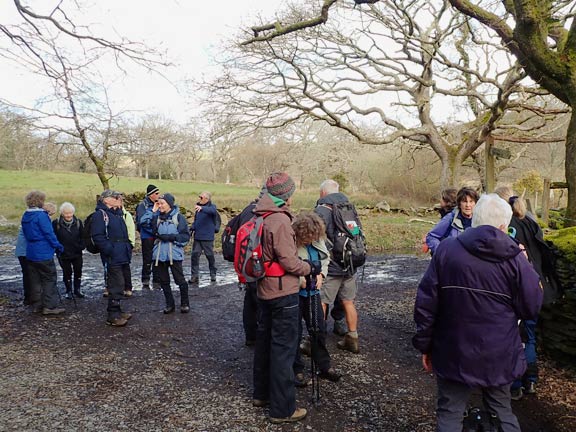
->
[157, 234, 177, 242]
[305, 259, 322, 277]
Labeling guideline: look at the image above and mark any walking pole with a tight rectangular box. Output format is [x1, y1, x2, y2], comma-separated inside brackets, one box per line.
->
[307, 275, 320, 404]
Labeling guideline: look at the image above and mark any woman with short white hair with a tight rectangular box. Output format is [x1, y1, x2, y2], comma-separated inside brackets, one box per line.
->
[53, 202, 86, 299]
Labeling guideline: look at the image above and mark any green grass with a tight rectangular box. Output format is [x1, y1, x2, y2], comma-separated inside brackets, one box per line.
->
[0, 169, 436, 253]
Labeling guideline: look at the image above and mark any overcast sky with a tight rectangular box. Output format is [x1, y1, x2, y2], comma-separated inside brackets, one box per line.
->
[0, 0, 287, 123]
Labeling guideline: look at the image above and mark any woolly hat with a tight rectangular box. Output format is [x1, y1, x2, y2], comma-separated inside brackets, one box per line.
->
[146, 184, 159, 196]
[265, 172, 296, 201]
[159, 193, 175, 208]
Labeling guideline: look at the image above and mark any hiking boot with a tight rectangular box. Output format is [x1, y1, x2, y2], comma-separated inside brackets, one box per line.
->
[153, 282, 161, 290]
[252, 399, 269, 407]
[73, 290, 85, 298]
[103, 289, 109, 298]
[318, 368, 341, 382]
[525, 381, 536, 395]
[210, 275, 217, 282]
[270, 407, 307, 424]
[510, 386, 524, 401]
[121, 312, 133, 321]
[180, 305, 190, 314]
[333, 318, 348, 336]
[142, 283, 151, 290]
[64, 291, 73, 300]
[123, 290, 133, 298]
[299, 337, 311, 357]
[163, 306, 175, 314]
[337, 334, 360, 354]
[106, 317, 128, 327]
[295, 372, 310, 388]
[188, 276, 199, 284]
[42, 307, 66, 316]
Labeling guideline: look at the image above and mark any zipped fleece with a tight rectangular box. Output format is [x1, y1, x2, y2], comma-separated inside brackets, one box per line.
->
[413, 224, 543, 387]
[253, 194, 312, 300]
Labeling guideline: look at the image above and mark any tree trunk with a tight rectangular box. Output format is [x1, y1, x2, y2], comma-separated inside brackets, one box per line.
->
[565, 111, 576, 227]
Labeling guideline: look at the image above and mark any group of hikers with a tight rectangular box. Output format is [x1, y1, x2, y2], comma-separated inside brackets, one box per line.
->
[14, 173, 557, 429]
[415, 186, 561, 431]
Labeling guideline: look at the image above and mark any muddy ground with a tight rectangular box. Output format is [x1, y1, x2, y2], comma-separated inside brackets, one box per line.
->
[0, 251, 575, 432]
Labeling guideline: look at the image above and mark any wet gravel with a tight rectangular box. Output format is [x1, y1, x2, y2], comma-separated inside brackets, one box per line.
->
[0, 252, 574, 431]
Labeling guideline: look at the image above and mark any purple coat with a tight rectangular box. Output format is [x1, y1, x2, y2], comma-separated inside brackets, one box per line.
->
[413, 225, 543, 387]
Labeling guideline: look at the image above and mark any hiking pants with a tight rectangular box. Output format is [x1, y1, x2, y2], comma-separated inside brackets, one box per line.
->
[58, 256, 83, 292]
[18, 256, 31, 304]
[106, 264, 126, 320]
[141, 237, 157, 283]
[28, 259, 60, 310]
[253, 293, 299, 419]
[156, 260, 189, 308]
[436, 377, 520, 432]
[243, 282, 258, 342]
[512, 319, 538, 390]
[294, 293, 331, 374]
[190, 240, 216, 277]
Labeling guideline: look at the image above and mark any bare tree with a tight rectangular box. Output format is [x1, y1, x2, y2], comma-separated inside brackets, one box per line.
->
[0, 0, 167, 189]
[210, 0, 560, 188]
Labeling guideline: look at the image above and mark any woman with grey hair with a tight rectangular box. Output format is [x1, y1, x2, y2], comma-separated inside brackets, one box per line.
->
[21, 190, 65, 315]
[53, 202, 85, 299]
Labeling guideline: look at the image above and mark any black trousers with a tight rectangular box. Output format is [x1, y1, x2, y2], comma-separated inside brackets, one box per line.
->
[253, 293, 299, 419]
[243, 282, 259, 342]
[141, 237, 158, 283]
[156, 260, 189, 308]
[18, 256, 31, 304]
[106, 264, 126, 320]
[28, 259, 60, 310]
[294, 293, 331, 374]
[58, 256, 83, 291]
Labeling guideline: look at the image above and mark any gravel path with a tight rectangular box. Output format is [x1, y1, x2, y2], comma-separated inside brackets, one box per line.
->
[0, 254, 574, 431]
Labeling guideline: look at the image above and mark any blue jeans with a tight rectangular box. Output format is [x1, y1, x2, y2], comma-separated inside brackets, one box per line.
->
[512, 319, 538, 389]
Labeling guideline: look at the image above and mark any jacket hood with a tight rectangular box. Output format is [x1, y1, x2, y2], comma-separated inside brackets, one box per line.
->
[316, 192, 349, 207]
[254, 194, 293, 218]
[21, 207, 46, 223]
[457, 225, 521, 263]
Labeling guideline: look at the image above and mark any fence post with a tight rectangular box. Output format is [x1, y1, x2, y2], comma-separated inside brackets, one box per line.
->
[542, 178, 551, 224]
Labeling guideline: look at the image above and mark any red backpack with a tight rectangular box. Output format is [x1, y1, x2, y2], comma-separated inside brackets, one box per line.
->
[234, 212, 285, 283]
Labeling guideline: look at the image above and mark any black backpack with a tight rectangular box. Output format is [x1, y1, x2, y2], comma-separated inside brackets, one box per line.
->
[82, 209, 108, 254]
[214, 211, 222, 233]
[462, 407, 501, 432]
[221, 202, 257, 262]
[328, 202, 367, 273]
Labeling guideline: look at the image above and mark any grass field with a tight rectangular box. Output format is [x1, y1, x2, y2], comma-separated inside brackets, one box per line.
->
[0, 169, 436, 253]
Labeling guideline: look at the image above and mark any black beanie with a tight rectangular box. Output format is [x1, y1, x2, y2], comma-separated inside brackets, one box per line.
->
[146, 184, 159, 196]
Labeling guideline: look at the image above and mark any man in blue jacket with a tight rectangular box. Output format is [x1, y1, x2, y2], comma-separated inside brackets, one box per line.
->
[413, 193, 543, 432]
[92, 190, 133, 327]
[189, 191, 218, 284]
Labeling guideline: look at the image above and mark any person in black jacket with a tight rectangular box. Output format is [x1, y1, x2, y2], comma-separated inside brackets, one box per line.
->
[53, 202, 85, 299]
[91, 190, 133, 327]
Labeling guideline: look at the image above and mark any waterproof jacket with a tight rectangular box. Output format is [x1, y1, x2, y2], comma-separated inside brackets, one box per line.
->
[91, 202, 132, 266]
[254, 194, 312, 300]
[315, 192, 355, 277]
[136, 196, 156, 240]
[15, 227, 26, 258]
[413, 225, 543, 388]
[425, 208, 471, 254]
[297, 240, 329, 297]
[141, 206, 190, 264]
[510, 215, 562, 304]
[21, 208, 63, 262]
[191, 200, 218, 241]
[52, 216, 84, 260]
